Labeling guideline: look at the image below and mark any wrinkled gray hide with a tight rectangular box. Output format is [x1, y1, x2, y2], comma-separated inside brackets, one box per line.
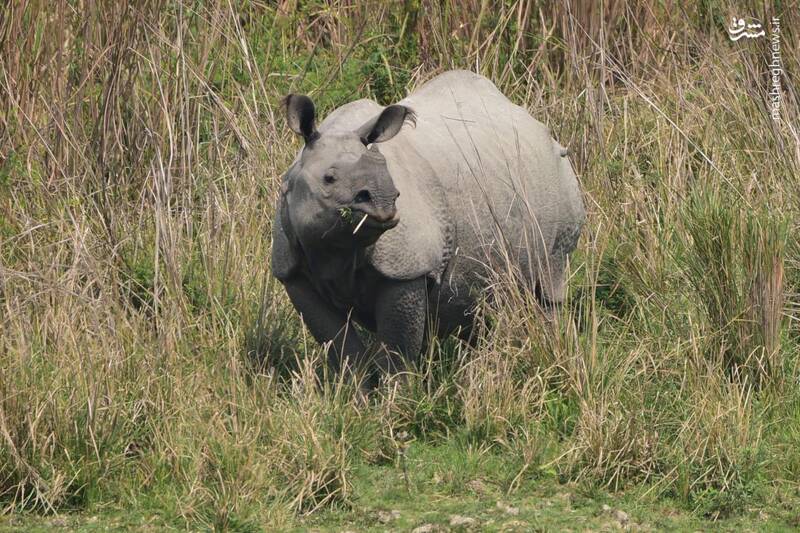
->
[272, 70, 585, 388]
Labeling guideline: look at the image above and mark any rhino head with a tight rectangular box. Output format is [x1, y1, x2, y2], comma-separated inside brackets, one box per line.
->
[279, 94, 415, 251]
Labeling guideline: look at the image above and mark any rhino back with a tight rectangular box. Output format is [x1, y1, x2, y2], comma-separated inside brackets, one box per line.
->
[318, 99, 383, 132]
[384, 70, 585, 289]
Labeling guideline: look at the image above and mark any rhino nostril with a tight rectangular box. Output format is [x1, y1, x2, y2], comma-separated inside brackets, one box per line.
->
[353, 189, 372, 204]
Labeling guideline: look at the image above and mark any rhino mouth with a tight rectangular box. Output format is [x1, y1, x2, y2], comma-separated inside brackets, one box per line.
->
[350, 209, 399, 233]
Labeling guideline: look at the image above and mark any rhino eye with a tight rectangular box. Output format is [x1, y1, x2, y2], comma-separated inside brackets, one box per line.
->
[323, 173, 336, 184]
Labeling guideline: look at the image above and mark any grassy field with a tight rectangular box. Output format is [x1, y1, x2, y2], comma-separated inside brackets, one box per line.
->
[1, 1, 799, 531]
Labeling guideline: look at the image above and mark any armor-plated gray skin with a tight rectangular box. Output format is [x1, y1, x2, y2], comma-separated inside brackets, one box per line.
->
[272, 70, 585, 388]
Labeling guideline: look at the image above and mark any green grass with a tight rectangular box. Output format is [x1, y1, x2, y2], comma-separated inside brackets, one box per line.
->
[1, 0, 799, 531]
[5, 441, 800, 531]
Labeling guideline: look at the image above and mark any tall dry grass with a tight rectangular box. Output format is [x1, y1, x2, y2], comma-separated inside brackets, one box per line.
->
[1, 0, 799, 527]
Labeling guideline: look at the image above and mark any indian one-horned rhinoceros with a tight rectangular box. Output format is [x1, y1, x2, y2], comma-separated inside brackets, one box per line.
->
[271, 70, 585, 388]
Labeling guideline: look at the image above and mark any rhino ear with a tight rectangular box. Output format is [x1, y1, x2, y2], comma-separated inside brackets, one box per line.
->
[271, 200, 301, 281]
[283, 94, 318, 142]
[356, 105, 416, 145]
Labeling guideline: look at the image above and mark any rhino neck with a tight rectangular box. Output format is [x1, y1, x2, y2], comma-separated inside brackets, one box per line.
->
[299, 243, 382, 315]
[299, 242, 368, 282]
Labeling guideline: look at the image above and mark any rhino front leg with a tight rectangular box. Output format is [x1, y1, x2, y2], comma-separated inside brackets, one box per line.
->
[282, 275, 369, 377]
[373, 277, 428, 380]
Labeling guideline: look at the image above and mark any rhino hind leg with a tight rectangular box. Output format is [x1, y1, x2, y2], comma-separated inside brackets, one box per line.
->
[537, 222, 583, 309]
[535, 256, 567, 309]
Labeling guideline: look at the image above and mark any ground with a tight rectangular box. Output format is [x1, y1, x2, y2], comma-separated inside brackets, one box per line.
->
[4, 442, 800, 532]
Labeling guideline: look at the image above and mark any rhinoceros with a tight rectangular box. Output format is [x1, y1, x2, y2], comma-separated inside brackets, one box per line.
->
[272, 70, 585, 387]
